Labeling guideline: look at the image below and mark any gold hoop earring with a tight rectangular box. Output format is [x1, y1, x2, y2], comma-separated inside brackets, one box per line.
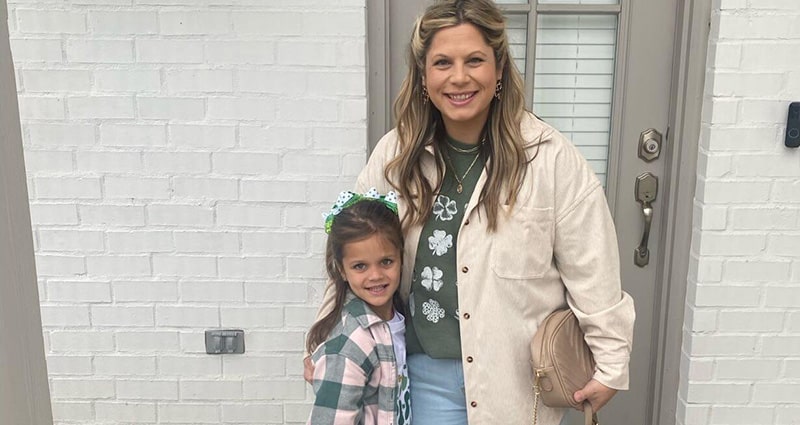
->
[494, 80, 503, 100]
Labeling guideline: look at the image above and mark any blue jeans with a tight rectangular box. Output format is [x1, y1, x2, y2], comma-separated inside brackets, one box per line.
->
[407, 353, 468, 425]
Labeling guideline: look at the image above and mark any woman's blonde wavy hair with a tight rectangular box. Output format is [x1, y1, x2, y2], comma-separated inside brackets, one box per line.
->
[386, 0, 530, 231]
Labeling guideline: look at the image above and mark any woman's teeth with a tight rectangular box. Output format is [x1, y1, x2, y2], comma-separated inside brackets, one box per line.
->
[449, 93, 474, 101]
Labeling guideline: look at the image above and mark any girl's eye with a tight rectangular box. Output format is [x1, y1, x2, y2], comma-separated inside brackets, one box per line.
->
[381, 258, 394, 266]
[352, 263, 366, 271]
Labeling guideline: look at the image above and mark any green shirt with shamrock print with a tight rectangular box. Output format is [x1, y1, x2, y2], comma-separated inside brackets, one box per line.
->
[406, 136, 485, 359]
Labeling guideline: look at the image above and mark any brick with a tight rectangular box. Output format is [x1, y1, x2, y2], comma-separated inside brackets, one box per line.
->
[182, 281, 244, 302]
[24, 150, 73, 173]
[105, 176, 170, 199]
[66, 39, 133, 63]
[40, 306, 91, 327]
[277, 41, 336, 66]
[223, 356, 284, 377]
[244, 331, 304, 352]
[765, 286, 800, 308]
[159, 11, 231, 35]
[734, 155, 800, 178]
[730, 206, 799, 230]
[50, 331, 114, 352]
[302, 11, 364, 35]
[158, 356, 222, 376]
[216, 204, 281, 227]
[341, 98, 367, 122]
[205, 41, 274, 64]
[94, 355, 157, 375]
[694, 203, 727, 230]
[685, 383, 750, 404]
[773, 180, 800, 202]
[156, 306, 220, 327]
[38, 230, 104, 252]
[27, 123, 95, 146]
[29, 203, 79, 225]
[94, 69, 161, 92]
[241, 232, 306, 254]
[717, 311, 785, 332]
[68, 96, 135, 119]
[92, 305, 154, 326]
[710, 407, 775, 425]
[45, 356, 96, 376]
[212, 152, 279, 175]
[144, 152, 210, 174]
[716, 359, 781, 380]
[279, 99, 339, 122]
[777, 406, 800, 425]
[237, 70, 306, 95]
[687, 335, 758, 356]
[768, 234, 800, 256]
[76, 151, 142, 173]
[336, 39, 366, 67]
[285, 205, 328, 227]
[50, 379, 115, 399]
[87, 255, 151, 276]
[287, 256, 324, 279]
[80, 205, 147, 226]
[148, 205, 214, 227]
[116, 331, 180, 352]
[696, 179, 771, 204]
[169, 124, 235, 148]
[136, 39, 204, 63]
[713, 72, 784, 97]
[682, 356, 713, 381]
[218, 257, 283, 278]
[695, 232, 766, 256]
[181, 380, 242, 400]
[137, 97, 205, 120]
[684, 306, 716, 332]
[18, 96, 65, 119]
[222, 403, 283, 423]
[220, 307, 283, 328]
[285, 306, 317, 327]
[282, 153, 340, 175]
[342, 153, 366, 176]
[100, 123, 166, 147]
[723, 260, 792, 282]
[158, 403, 220, 423]
[762, 336, 800, 356]
[112, 281, 178, 302]
[239, 125, 308, 149]
[243, 379, 305, 400]
[96, 402, 156, 422]
[207, 97, 275, 121]
[22, 69, 91, 92]
[36, 255, 87, 276]
[752, 383, 799, 403]
[241, 180, 306, 202]
[785, 359, 800, 378]
[311, 127, 367, 151]
[152, 255, 217, 277]
[704, 127, 780, 152]
[89, 11, 157, 34]
[231, 11, 302, 35]
[50, 401, 93, 422]
[694, 284, 760, 307]
[117, 380, 178, 400]
[707, 99, 738, 124]
[173, 177, 238, 200]
[307, 71, 365, 96]
[17, 10, 86, 34]
[46, 281, 110, 302]
[174, 231, 239, 254]
[9, 39, 63, 62]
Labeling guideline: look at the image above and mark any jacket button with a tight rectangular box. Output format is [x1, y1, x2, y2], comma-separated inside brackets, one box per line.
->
[471, 401, 478, 407]
[466, 356, 473, 363]
[463, 312, 470, 319]
[461, 266, 469, 273]
[464, 219, 470, 225]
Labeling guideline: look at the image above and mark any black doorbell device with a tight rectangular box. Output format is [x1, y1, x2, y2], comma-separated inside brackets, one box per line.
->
[786, 102, 800, 148]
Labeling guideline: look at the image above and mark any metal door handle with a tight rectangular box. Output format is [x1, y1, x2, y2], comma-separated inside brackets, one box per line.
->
[634, 173, 658, 267]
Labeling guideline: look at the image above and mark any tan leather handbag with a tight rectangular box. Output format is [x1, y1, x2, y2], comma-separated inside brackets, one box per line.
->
[530, 308, 599, 425]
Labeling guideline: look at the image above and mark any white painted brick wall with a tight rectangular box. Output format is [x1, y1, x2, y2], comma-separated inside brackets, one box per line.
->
[679, 1, 800, 424]
[9, 0, 366, 422]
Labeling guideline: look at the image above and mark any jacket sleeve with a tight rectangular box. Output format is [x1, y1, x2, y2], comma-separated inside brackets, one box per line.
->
[308, 353, 368, 425]
[552, 142, 636, 390]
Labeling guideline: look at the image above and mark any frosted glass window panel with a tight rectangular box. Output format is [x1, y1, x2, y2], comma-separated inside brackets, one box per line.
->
[506, 14, 528, 74]
[533, 14, 618, 186]
[538, 0, 618, 4]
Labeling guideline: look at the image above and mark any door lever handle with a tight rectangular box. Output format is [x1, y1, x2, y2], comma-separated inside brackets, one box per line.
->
[634, 173, 658, 267]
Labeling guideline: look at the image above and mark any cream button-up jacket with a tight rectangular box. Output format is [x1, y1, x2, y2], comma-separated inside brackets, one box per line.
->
[316, 112, 635, 425]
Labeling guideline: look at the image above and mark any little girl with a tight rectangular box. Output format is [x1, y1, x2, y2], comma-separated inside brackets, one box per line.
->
[306, 189, 411, 425]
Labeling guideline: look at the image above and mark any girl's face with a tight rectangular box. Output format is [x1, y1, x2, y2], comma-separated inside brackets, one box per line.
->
[424, 23, 502, 141]
[340, 233, 402, 321]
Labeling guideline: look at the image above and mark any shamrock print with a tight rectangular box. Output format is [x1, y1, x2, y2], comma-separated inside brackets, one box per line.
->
[433, 195, 458, 221]
[422, 299, 446, 323]
[420, 266, 444, 292]
[428, 229, 453, 256]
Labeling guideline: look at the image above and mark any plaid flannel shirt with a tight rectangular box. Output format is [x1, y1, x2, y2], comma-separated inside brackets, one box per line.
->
[308, 294, 398, 425]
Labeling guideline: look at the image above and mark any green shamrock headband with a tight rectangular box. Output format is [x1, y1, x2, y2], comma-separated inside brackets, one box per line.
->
[323, 188, 399, 234]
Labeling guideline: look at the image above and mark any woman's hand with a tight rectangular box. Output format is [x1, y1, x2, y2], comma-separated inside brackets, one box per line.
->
[303, 355, 314, 384]
[573, 379, 617, 412]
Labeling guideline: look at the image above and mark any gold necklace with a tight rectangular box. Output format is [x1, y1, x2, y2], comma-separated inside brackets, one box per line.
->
[442, 150, 481, 194]
[445, 140, 482, 154]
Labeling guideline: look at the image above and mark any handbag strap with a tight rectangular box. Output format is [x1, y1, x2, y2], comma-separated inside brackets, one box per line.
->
[532, 396, 599, 425]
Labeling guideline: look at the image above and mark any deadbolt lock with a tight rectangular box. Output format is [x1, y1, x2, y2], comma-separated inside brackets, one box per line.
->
[638, 129, 662, 162]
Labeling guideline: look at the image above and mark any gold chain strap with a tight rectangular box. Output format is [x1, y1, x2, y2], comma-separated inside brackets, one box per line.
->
[532, 371, 542, 425]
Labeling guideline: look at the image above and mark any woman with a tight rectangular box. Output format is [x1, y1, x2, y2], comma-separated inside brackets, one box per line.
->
[306, 0, 635, 423]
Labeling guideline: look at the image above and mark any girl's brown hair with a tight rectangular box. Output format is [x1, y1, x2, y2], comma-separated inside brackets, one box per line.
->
[305, 200, 405, 354]
[387, 0, 530, 231]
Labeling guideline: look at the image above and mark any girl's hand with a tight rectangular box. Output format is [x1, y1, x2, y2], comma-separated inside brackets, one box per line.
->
[573, 379, 617, 412]
[303, 355, 314, 384]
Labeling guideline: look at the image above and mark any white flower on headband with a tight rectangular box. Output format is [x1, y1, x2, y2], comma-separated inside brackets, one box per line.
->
[364, 188, 380, 199]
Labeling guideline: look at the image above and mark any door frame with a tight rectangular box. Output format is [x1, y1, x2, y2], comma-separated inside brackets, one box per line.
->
[364, 1, 710, 423]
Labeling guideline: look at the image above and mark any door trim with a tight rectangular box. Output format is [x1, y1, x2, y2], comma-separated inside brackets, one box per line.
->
[652, 0, 710, 424]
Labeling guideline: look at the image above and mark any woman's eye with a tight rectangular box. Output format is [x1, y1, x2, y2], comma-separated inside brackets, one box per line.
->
[468, 57, 484, 64]
[434, 59, 450, 66]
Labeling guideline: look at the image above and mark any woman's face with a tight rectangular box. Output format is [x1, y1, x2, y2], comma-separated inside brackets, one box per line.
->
[424, 23, 502, 141]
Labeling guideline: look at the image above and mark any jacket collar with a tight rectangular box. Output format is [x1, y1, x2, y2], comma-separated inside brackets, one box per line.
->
[343, 291, 387, 329]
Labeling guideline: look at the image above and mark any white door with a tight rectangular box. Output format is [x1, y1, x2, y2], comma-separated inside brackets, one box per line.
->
[373, 0, 680, 423]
